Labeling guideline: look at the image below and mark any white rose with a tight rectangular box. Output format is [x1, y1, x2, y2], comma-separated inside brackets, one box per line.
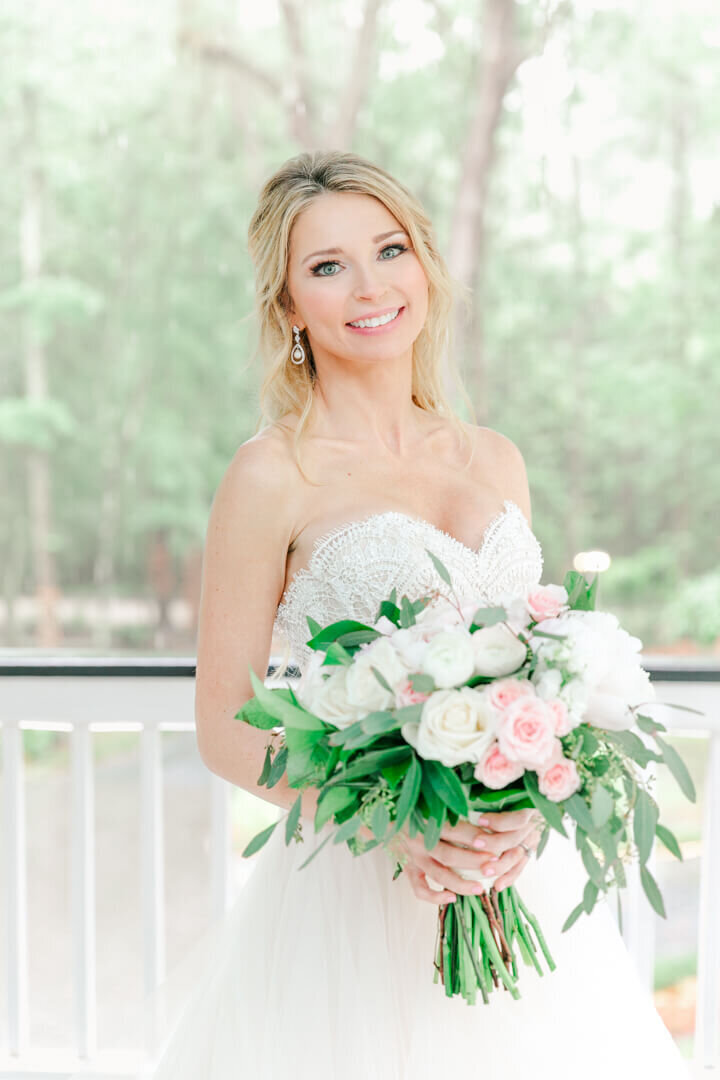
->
[373, 614, 397, 635]
[299, 664, 361, 729]
[420, 628, 476, 688]
[402, 686, 498, 767]
[345, 636, 409, 712]
[471, 623, 528, 677]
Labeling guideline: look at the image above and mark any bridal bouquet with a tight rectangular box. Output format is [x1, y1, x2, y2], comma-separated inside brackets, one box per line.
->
[235, 551, 697, 1005]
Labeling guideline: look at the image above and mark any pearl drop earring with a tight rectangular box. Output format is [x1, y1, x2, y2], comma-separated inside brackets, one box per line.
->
[291, 325, 306, 365]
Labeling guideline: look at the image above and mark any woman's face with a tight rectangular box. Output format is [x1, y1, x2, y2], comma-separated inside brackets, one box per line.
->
[285, 191, 429, 366]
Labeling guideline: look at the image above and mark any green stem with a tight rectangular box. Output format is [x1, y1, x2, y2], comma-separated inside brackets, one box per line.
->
[455, 897, 490, 1003]
[513, 888, 557, 972]
[507, 888, 544, 975]
[467, 895, 521, 1000]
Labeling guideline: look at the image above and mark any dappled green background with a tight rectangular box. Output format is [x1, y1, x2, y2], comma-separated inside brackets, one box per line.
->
[1, 0, 718, 654]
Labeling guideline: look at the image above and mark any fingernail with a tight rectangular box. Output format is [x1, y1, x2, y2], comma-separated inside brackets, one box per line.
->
[473, 838, 487, 850]
[474, 816, 489, 825]
[484, 864, 498, 875]
[472, 884, 486, 894]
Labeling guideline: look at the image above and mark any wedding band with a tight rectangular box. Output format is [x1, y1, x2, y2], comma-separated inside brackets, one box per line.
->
[519, 841, 532, 858]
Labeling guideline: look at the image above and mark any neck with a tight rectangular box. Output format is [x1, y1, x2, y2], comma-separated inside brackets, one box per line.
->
[308, 346, 428, 457]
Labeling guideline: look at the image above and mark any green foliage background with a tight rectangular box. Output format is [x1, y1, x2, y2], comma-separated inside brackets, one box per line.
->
[1, 0, 718, 652]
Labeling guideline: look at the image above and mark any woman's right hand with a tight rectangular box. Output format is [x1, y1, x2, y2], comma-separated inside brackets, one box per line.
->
[387, 810, 541, 906]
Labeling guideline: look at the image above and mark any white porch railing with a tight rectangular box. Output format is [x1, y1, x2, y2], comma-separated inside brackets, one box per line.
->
[0, 658, 718, 1078]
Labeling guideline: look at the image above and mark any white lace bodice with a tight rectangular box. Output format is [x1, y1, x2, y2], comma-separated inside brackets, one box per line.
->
[272, 499, 543, 672]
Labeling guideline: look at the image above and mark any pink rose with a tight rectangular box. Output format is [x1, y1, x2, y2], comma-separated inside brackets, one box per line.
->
[537, 743, 581, 802]
[395, 679, 431, 708]
[526, 584, 568, 622]
[497, 696, 556, 767]
[474, 740, 526, 789]
[546, 697, 573, 737]
[486, 678, 535, 712]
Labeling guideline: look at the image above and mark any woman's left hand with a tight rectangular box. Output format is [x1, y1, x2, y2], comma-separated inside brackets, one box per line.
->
[464, 808, 545, 892]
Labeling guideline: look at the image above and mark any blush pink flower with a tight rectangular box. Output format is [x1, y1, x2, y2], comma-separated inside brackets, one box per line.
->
[486, 678, 535, 712]
[526, 584, 569, 622]
[395, 679, 431, 708]
[474, 740, 526, 789]
[537, 743, 581, 802]
[546, 697, 573, 737]
[497, 695, 556, 767]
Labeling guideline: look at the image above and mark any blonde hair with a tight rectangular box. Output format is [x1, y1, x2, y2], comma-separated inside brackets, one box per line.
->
[247, 149, 476, 482]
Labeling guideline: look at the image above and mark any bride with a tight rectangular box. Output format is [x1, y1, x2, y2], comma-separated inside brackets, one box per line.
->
[147, 150, 689, 1078]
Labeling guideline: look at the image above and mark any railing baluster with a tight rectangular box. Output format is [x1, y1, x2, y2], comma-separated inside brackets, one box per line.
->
[696, 728, 720, 1069]
[141, 719, 166, 1055]
[71, 719, 96, 1058]
[3, 719, 29, 1058]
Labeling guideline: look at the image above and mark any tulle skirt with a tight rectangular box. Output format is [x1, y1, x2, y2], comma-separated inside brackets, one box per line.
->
[116, 808, 692, 1080]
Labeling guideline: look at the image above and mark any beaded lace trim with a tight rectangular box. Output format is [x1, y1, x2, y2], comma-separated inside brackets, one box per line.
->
[272, 498, 544, 674]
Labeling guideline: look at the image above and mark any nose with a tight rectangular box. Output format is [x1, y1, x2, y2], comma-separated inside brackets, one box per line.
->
[352, 262, 390, 301]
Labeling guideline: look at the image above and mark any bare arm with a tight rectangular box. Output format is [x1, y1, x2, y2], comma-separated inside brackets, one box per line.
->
[194, 436, 321, 820]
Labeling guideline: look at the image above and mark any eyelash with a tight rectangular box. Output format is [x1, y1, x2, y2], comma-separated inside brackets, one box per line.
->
[309, 243, 408, 277]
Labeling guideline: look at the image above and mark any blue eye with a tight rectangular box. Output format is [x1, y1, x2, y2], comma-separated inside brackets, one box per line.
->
[310, 243, 407, 277]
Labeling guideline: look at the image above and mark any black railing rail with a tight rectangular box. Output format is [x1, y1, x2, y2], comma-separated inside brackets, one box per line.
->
[1, 654, 719, 680]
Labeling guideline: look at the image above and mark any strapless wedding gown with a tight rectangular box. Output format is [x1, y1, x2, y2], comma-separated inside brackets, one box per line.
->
[141, 500, 689, 1079]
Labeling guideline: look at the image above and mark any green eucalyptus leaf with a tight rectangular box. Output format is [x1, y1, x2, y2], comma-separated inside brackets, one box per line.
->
[285, 794, 302, 844]
[423, 759, 469, 817]
[266, 745, 289, 788]
[591, 785, 614, 829]
[389, 755, 421, 836]
[333, 815, 363, 844]
[315, 786, 357, 831]
[523, 770, 568, 838]
[655, 822, 683, 860]
[653, 734, 697, 802]
[565, 793, 595, 833]
[561, 900, 585, 933]
[640, 864, 666, 918]
[258, 743, 273, 785]
[582, 879, 599, 914]
[633, 788, 659, 864]
[424, 548, 452, 586]
[242, 819, 280, 858]
[371, 801, 390, 840]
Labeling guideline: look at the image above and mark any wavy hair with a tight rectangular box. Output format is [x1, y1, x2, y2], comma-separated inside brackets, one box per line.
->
[247, 149, 476, 482]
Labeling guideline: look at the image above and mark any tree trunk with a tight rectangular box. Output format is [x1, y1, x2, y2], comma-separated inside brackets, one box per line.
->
[21, 84, 61, 648]
[446, 0, 525, 422]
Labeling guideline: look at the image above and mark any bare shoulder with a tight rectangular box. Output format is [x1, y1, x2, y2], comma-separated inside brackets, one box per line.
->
[460, 421, 533, 527]
[220, 419, 300, 511]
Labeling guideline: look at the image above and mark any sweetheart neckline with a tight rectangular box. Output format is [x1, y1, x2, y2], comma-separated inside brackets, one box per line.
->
[276, 498, 529, 612]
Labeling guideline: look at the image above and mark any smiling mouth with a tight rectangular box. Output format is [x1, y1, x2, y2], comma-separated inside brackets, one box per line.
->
[346, 307, 404, 329]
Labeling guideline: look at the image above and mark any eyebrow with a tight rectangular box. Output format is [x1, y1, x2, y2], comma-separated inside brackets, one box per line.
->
[301, 229, 408, 265]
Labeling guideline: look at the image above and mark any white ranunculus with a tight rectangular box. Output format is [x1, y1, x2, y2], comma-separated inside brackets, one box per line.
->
[531, 610, 655, 732]
[420, 628, 476, 688]
[414, 594, 465, 632]
[390, 624, 432, 670]
[533, 667, 563, 701]
[492, 590, 535, 634]
[299, 664, 362, 729]
[401, 686, 498, 767]
[471, 623, 528, 677]
[345, 636, 409, 713]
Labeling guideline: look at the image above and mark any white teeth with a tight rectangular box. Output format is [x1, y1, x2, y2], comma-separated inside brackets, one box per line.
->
[348, 308, 400, 328]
